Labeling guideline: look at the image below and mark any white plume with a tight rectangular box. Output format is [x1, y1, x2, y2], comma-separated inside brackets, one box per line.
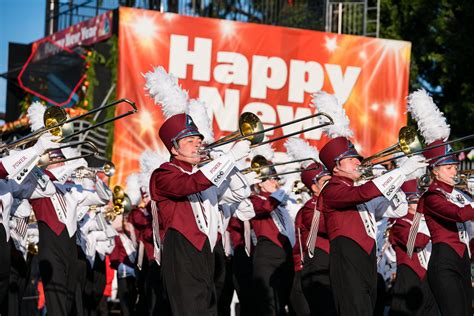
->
[284, 137, 320, 167]
[250, 139, 274, 161]
[126, 173, 142, 206]
[395, 154, 427, 181]
[407, 89, 450, 144]
[188, 99, 214, 143]
[143, 66, 189, 118]
[27, 101, 46, 132]
[138, 149, 169, 195]
[311, 91, 353, 138]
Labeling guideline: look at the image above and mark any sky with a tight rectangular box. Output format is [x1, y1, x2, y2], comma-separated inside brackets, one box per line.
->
[0, 0, 45, 122]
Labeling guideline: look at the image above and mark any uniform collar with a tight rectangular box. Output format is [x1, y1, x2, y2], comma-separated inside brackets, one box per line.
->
[430, 179, 454, 194]
[170, 157, 194, 172]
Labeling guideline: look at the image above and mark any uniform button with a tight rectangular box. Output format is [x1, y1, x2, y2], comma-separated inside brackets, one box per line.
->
[17, 176, 21, 180]
[23, 168, 28, 172]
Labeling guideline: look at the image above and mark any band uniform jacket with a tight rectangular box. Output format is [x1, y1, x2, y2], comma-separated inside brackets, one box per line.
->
[249, 192, 289, 249]
[149, 157, 250, 251]
[319, 176, 382, 255]
[389, 213, 431, 279]
[419, 179, 474, 258]
[293, 196, 330, 271]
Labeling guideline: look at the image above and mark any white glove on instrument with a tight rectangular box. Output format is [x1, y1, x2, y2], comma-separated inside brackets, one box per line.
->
[399, 156, 428, 178]
[281, 173, 300, 193]
[229, 140, 251, 162]
[33, 133, 60, 155]
[244, 171, 261, 186]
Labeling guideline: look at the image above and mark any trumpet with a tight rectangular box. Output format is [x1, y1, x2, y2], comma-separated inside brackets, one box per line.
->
[71, 161, 116, 179]
[358, 126, 423, 179]
[200, 111, 334, 158]
[0, 98, 137, 154]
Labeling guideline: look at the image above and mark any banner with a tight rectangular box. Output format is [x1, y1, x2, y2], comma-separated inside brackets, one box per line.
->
[112, 7, 411, 185]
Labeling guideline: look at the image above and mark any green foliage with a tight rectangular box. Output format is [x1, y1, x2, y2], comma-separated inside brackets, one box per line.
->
[84, 49, 106, 110]
[380, 0, 474, 142]
[104, 35, 119, 160]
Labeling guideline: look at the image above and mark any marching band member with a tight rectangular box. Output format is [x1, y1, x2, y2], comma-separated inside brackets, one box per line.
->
[110, 214, 138, 316]
[249, 161, 299, 316]
[29, 147, 111, 315]
[313, 91, 426, 315]
[405, 89, 474, 316]
[149, 113, 252, 315]
[227, 201, 255, 315]
[389, 179, 438, 315]
[294, 162, 335, 316]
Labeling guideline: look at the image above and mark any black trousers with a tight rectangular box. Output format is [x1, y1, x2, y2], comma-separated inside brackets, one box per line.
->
[0, 225, 10, 309]
[428, 243, 471, 316]
[301, 249, 336, 316]
[330, 237, 377, 316]
[252, 237, 294, 316]
[390, 264, 438, 316]
[136, 256, 170, 316]
[289, 270, 310, 316]
[117, 276, 137, 316]
[214, 242, 234, 316]
[6, 243, 30, 316]
[232, 245, 254, 316]
[82, 254, 106, 316]
[162, 229, 217, 316]
[38, 222, 78, 316]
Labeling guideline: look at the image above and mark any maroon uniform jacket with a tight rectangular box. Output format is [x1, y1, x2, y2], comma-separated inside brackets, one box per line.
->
[128, 205, 155, 261]
[293, 196, 330, 272]
[228, 216, 247, 251]
[389, 213, 431, 279]
[149, 158, 215, 251]
[110, 234, 135, 269]
[0, 163, 7, 179]
[419, 179, 474, 258]
[319, 175, 381, 255]
[249, 192, 288, 249]
[29, 170, 66, 236]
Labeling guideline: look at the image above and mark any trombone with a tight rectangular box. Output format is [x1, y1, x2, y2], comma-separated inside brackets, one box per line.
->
[0, 99, 137, 154]
[358, 126, 423, 179]
[241, 155, 318, 177]
[201, 111, 334, 154]
[38, 141, 99, 167]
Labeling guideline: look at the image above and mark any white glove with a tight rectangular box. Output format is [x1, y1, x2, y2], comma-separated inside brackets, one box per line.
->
[372, 164, 387, 177]
[281, 173, 300, 193]
[33, 133, 60, 155]
[66, 158, 88, 170]
[244, 171, 261, 186]
[229, 140, 251, 162]
[399, 156, 428, 178]
[209, 148, 225, 160]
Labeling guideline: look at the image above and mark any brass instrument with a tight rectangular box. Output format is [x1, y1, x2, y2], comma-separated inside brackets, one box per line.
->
[201, 112, 334, 157]
[38, 141, 98, 167]
[105, 186, 132, 221]
[358, 126, 423, 179]
[242, 155, 318, 178]
[0, 98, 137, 154]
[71, 161, 116, 179]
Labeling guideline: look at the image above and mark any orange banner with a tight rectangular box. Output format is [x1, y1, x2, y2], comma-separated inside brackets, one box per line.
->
[112, 7, 411, 185]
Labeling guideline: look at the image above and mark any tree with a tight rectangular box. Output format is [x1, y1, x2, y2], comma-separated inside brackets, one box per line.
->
[380, 0, 474, 143]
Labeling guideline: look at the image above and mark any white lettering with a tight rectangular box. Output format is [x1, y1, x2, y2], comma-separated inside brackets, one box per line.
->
[199, 86, 240, 132]
[251, 56, 287, 99]
[241, 102, 277, 135]
[276, 105, 322, 140]
[325, 64, 361, 104]
[288, 60, 324, 103]
[214, 52, 248, 85]
[169, 35, 212, 81]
